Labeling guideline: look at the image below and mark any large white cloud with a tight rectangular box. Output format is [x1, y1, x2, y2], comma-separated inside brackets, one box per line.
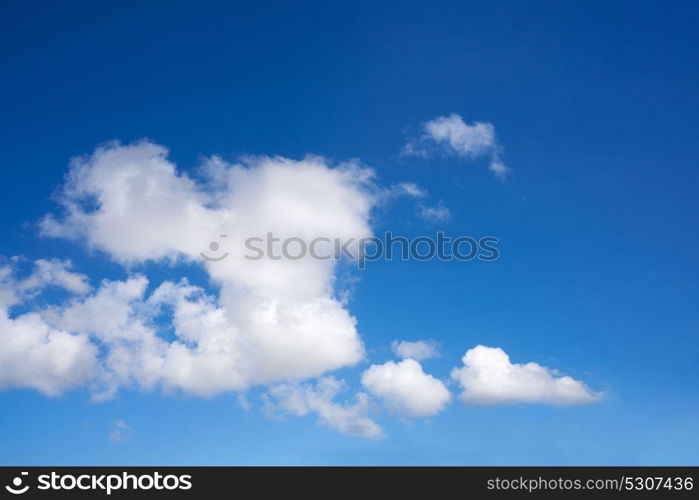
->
[25, 140, 381, 398]
[450, 345, 600, 406]
[0, 311, 97, 396]
[403, 114, 509, 180]
[361, 359, 451, 417]
[0, 260, 98, 396]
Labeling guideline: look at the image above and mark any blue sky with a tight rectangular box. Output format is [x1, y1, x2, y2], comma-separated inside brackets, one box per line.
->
[1, 1, 698, 465]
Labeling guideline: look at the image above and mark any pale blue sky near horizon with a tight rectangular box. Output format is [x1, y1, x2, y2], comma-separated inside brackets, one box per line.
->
[1, 1, 698, 464]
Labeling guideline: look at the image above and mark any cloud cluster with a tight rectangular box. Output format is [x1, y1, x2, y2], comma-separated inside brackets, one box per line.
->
[0, 140, 602, 439]
[6, 141, 380, 398]
[451, 345, 601, 406]
[404, 114, 509, 180]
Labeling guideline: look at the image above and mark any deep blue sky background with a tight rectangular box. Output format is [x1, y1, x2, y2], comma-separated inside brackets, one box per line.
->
[1, 1, 698, 464]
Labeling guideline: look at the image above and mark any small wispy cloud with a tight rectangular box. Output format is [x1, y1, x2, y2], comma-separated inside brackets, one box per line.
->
[417, 203, 451, 223]
[109, 420, 130, 443]
[380, 181, 428, 201]
[391, 339, 440, 361]
[394, 182, 427, 198]
[237, 393, 252, 411]
[403, 114, 510, 180]
[263, 376, 383, 440]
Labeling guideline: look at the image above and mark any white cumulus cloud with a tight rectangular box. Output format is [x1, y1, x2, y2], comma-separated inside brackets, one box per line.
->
[0, 260, 98, 396]
[450, 345, 601, 406]
[30, 141, 380, 399]
[361, 359, 451, 417]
